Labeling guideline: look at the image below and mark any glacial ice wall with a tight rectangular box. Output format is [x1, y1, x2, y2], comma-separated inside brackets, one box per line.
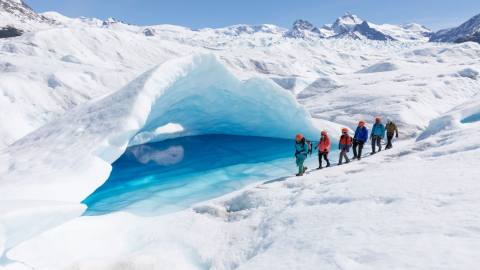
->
[129, 55, 317, 146]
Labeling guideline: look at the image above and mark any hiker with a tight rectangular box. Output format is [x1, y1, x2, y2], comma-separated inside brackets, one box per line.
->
[338, 128, 352, 165]
[314, 131, 331, 169]
[385, 119, 399, 149]
[294, 133, 311, 176]
[370, 117, 385, 154]
[352, 120, 368, 160]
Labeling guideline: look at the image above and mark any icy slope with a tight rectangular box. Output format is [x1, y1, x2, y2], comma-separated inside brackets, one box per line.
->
[7, 111, 480, 269]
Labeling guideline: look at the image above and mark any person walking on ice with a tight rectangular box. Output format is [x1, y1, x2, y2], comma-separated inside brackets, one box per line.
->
[338, 128, 352, 165]
[370, 117, 385, 154]
[294, 133, 311, 176]
[314, 131, 331, 169]
[352, 120, 368, 160]
[385, 119, 399, 149]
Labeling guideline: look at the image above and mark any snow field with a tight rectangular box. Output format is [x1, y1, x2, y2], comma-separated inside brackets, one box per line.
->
[0, 9, 480, 269]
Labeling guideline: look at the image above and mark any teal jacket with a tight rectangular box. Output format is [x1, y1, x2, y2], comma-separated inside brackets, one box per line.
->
[371, 123, 386, 139]
[295, 141, 309, 160]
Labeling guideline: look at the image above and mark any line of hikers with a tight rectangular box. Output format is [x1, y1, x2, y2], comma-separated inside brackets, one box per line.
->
[294, 117, 399, 176]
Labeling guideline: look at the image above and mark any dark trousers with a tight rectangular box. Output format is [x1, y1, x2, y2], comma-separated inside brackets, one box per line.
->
[339, 149, 350, 165]
[318, 151, 330, 168]
[386, 133, 394, 149]
[352, 140, 364, 159]
[371, 135, 382, 153]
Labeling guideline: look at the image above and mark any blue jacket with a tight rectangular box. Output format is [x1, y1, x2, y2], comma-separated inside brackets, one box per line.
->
[354, 126, 369, 142]
[371, 123, 385, 139]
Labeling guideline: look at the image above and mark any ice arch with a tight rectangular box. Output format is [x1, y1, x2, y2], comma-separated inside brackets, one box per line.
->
[127, 54, 318, 146]
[1, 54, 318, 203]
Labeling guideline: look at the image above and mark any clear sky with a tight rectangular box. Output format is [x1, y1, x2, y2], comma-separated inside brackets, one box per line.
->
[25, 0, 480, 31]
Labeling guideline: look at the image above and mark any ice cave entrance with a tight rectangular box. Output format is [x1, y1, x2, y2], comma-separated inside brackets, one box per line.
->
[83, 134, 316, 216]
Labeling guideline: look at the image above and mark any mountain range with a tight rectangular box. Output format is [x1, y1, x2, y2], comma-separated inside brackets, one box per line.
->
[0, 0, 479, 44]
[285, 13, 432, 42]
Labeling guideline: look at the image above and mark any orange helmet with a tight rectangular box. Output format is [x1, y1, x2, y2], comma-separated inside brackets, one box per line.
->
[321, 130, 327, 136]
[359, 120, 365, 127]
[295, 133, 304, 141]
[341, 128, 348, 133]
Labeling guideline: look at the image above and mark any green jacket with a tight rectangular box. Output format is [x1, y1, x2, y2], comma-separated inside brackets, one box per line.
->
[386, 121, 398, 136]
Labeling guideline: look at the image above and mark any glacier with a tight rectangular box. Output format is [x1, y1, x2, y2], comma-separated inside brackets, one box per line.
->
[1, 2, 480, 269]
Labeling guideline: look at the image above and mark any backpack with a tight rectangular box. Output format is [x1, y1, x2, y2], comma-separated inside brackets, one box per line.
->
[306, 140, 313, 155]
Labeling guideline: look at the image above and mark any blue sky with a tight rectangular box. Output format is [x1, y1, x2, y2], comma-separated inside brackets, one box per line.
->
[26, 0, 480, 31]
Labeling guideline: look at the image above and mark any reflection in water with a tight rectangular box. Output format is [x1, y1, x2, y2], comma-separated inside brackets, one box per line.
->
[131, 145, 184, 165]
[83, 134, 310, 216]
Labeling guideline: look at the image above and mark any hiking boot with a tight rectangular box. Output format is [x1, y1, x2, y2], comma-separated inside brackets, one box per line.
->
[317, 166, 323, 170]
[296, 173, 303, 176]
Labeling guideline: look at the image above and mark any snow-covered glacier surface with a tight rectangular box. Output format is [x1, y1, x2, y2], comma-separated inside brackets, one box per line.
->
[1, 6, 480, 270]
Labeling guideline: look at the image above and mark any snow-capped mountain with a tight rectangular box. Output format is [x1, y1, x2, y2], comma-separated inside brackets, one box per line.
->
[286, 13, 432, 42]
[430, 13, 480, 43]
[285, 19, 322, 38]
[330, 13, 364, 35]
[0, 0, 52, 31]
[335, 21, 396, 41]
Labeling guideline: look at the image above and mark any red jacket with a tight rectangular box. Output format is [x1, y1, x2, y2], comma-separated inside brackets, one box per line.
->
[317, 135, 331, 152]
[339, 134, 352, 152]
[339, 134, 352, 145]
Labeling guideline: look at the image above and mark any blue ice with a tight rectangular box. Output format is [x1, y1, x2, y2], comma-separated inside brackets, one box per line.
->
[461, 112, 480, 124]
[83, 134, 318, 216]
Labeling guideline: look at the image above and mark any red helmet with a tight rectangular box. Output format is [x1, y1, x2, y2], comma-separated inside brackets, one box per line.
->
[321, 130, 327, 136]
[296, 133, 304, 141]
[341, 128, 348, 133]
